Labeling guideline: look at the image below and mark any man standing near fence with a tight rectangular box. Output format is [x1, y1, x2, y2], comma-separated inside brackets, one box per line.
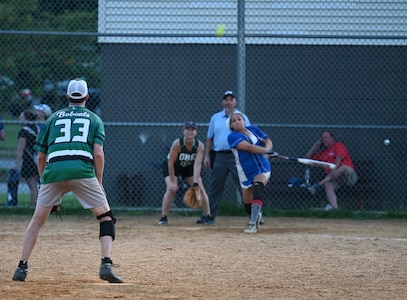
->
[0, 114, 5, 141]
[12, 78, 122, 283]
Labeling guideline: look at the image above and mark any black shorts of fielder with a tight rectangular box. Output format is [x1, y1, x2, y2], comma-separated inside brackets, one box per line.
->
[161, 161, 193, 208]
[162, 161, 193, 179]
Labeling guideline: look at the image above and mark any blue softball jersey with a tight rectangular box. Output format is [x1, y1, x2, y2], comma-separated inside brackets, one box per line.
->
[228, 125, 271, 187]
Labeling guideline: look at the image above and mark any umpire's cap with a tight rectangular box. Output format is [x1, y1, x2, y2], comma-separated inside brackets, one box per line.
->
[223, 90, 235, 99]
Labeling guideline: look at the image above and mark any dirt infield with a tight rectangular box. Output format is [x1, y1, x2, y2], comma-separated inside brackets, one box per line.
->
[1, 215, 406, 299]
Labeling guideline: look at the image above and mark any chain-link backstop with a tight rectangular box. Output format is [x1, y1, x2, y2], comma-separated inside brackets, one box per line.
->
[0, 1, 406, 211]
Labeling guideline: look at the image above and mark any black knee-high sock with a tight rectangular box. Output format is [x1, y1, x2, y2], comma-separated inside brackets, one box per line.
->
[244, 203, 251, 215]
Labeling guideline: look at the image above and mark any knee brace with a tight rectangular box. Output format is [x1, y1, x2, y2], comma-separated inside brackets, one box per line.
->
[97, 210, 116, 240]
[253, 182, 265, 201]
[96, 210, 117, 224]
[99, 220, 116, 241]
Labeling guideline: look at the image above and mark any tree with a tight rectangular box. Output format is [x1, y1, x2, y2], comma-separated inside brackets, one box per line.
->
[0, 0, 99, 113]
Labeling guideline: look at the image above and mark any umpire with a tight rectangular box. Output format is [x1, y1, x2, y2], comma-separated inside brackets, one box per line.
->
[12, 79, 122, 283]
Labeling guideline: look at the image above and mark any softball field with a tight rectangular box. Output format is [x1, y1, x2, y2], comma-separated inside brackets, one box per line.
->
[1, 215, 406, 299]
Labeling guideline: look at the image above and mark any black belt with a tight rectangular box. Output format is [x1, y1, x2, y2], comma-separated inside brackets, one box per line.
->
[217, 150, 232, 154]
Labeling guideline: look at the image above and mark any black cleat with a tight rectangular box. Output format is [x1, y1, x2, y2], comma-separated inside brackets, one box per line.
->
[158, 215, 168, 225]
[205, 215, 216, 225]
[196, 215, 206, 224]
[12, 267, 28, 282]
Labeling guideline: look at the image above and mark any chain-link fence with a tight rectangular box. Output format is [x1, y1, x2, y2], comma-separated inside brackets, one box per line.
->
[0, 1, 406, 211]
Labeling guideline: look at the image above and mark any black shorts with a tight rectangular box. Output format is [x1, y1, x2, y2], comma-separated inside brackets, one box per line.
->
[21, 159, 38, 179]
[162, 162, 193, 179]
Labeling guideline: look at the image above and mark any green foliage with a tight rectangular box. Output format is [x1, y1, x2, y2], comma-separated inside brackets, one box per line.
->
[39, 0, 97, 15]
[0, 124, 20, 158]
[0, 0, 97, 31]
[0, 0, 99, 111]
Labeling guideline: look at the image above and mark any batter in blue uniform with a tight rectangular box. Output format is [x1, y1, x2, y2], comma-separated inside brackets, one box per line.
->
[228, 113, 273, 234]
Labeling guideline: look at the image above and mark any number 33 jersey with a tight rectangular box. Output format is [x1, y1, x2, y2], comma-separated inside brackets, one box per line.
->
[34, 106, 105, 184]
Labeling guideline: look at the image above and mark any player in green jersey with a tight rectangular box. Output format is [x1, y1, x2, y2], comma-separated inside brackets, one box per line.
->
[12, 79, 122, 283]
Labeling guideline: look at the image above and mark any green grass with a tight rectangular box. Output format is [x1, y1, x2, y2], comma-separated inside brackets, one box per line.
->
[1, 195, 406, 219]
[1, 124, 20, 158]
[0, 193, 81, 207]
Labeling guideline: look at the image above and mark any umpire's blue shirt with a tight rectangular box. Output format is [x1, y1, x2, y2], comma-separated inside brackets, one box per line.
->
[207, 109, 250, 151]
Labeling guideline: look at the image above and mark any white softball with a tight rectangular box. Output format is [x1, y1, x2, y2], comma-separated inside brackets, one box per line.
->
[384, 139, 390, 146]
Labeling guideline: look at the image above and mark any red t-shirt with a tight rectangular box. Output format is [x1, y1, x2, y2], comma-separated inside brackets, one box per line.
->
[312, 142, 354, 173]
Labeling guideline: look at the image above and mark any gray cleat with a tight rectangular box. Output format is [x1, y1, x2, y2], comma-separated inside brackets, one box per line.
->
[100, 262, 123, 283]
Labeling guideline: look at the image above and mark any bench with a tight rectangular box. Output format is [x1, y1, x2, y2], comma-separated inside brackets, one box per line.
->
[264, 159, 376, 210]
[339, 160, 376, 210]
[264, 161, 321, 209]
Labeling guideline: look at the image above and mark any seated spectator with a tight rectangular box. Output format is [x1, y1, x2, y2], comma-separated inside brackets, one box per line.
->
[305, 130, 358, 210]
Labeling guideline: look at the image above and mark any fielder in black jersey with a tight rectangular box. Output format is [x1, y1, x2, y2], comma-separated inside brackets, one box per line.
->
[12, 79, 122, 283]
[11, 110, 40, 207]
[158, 122, 214, 225]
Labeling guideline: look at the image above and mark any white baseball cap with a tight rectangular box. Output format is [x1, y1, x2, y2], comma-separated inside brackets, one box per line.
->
[34, 104, 52, 118]
[67, 79, 88, 100]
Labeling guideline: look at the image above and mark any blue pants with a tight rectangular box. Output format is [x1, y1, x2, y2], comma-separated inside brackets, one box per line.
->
[7, 169, 19, 207]
[209, 152, 242, 217]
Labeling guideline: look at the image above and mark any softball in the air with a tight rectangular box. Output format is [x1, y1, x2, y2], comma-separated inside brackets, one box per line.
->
[216, 23, 226, 37]
[384, 139, 390, 146]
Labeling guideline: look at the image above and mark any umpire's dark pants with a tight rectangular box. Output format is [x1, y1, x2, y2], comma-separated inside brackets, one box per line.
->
[209, 152, 242, 218]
